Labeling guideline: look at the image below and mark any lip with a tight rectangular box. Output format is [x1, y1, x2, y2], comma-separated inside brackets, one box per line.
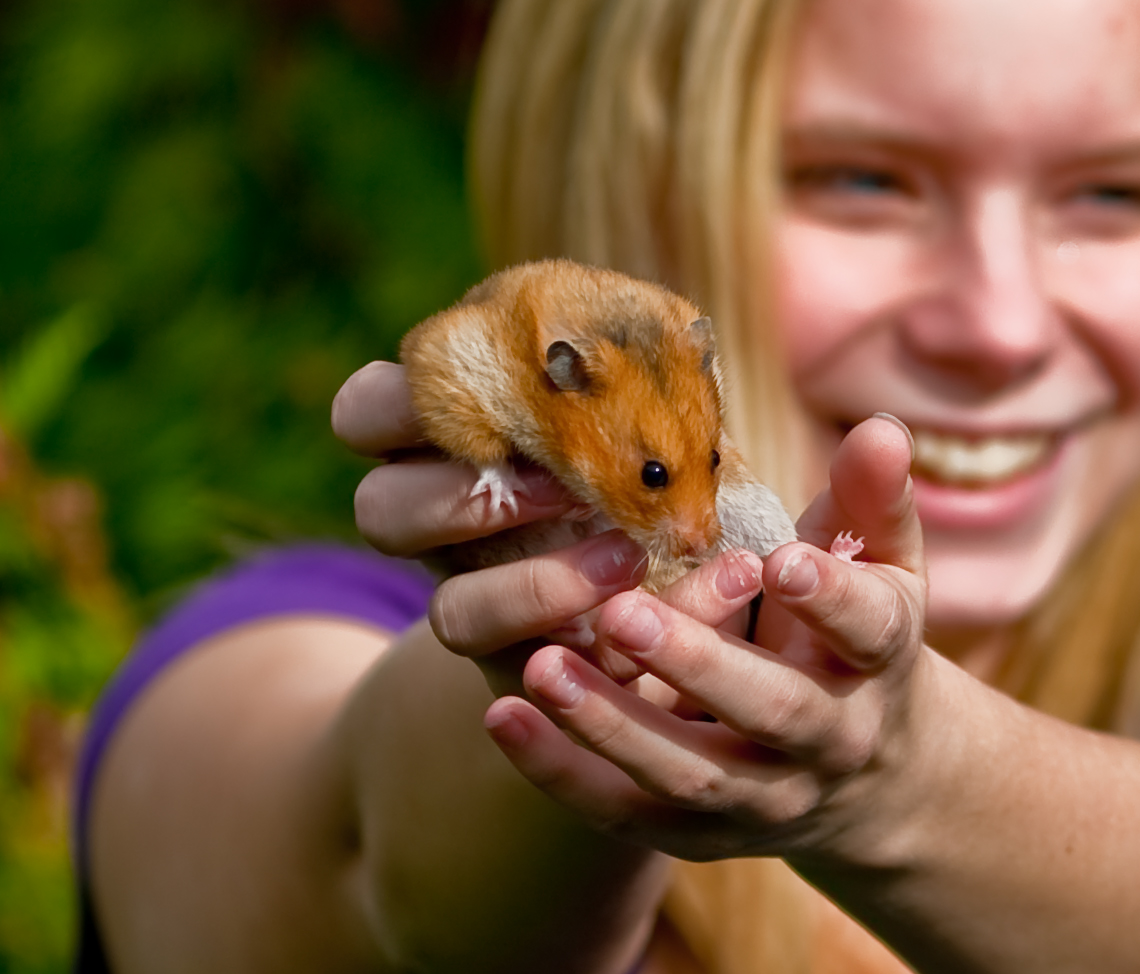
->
[909, 434, 1069, 533]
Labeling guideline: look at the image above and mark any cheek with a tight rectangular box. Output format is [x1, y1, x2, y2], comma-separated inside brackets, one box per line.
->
[1055, 249, 1140, 408]
[775, 219, 917, 377]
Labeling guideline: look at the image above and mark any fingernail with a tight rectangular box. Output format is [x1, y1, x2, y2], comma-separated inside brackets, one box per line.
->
[580, 531, 644, 587]
[716, 550, 763, 600]
[607, 594, 665, 656]
[777, 550, 819, 598]
[532, 654, 587, 708]
[872, 412, 915, 462]
[484, 707, 530, 747]
[518, 467, 570, 507]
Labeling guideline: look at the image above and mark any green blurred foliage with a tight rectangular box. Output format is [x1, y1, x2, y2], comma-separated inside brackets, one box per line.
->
[0, 0, 483, 604]
[0, 0, 486, 967]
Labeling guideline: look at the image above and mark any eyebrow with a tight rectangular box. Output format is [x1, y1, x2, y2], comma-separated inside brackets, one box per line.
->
[781, 123, 949, 167]
[783, 123, 1140, 171]
[783, 122, 939, 148]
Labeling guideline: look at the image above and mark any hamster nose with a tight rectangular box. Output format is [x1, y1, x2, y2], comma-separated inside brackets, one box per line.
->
[671, 517, 722, 559]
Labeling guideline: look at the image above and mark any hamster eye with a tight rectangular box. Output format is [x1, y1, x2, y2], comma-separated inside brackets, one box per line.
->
[641, 460, 669, 489]
[711, 450, 721, 471]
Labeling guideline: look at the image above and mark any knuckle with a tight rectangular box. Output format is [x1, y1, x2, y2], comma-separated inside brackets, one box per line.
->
[820, 719, 879, 778]
[581, 706, 634, 757]
[856, 581, 922, 667]
[427, 580, 472, 652]
[660, 757, 731, 810]
[871, 592, 910, 659]
[518, 559, 573, 622]
[761, 783, 821, 827]
[523, 755, 573, 794]
[816, 568, 921, 670]
[672, 636, 719, 688]
[329, 374, 360, 439]
[820, 564, 864, 626]
[330, 361, 382, 439]
[750, 675, 812, 742]
[353, 469, 409, 558]
[329, 389, 349, 439]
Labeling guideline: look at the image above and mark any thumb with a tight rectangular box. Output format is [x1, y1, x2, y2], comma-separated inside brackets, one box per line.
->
[796, 414, 923, 576]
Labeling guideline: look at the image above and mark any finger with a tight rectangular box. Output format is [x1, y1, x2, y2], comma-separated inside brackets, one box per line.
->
[521, 645, 828, 823]
[595, 592, 873, 766]
[485, 694, 768, 858]
[483, 695, 680, 836]
[332, 361, 424, 456]
[355, 461, 573, 557]
[585, 548, 765, 691]
[653, 549, 765, 634]
[430, 530, 646, 657]
[797, 414, 923, 575]
[762, 541, 924, 673]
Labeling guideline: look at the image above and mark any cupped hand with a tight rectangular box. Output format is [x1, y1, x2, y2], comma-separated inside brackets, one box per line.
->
[332, 361, 579, 555]
[482, 416, 932, 863]
[333, 361, 667, 694]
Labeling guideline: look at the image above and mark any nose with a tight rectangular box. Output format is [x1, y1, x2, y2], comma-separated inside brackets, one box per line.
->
[900, 187, 1057, 393]
[671, 512, 722, 559]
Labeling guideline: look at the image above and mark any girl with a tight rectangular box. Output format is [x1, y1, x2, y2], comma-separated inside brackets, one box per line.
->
[79, 0, 1140, 971]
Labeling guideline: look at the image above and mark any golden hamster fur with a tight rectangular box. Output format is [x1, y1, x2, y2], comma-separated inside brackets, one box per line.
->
[400, 259, 797, 592]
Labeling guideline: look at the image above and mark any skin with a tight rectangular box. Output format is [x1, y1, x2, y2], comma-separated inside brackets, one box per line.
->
[779, 0, 1140, 656]
[88, 0, 1140, 972]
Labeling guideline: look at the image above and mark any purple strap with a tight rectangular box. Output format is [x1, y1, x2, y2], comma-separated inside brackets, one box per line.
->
[72, 543, 435, 879]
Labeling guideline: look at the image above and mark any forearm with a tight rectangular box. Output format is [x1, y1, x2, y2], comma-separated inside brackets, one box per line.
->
[334, 619, 669, 974]
[796, 647, 1140, 974]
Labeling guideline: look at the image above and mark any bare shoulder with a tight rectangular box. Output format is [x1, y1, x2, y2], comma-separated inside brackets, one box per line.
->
[88, 616, 396, 974]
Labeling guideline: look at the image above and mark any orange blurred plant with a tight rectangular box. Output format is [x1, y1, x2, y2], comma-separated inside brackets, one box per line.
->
[0, 420, 133, 970]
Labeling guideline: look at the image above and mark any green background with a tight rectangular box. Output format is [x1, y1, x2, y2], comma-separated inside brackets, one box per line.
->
[0, 0, 487, 966]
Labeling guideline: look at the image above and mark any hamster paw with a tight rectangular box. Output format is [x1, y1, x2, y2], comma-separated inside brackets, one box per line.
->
[829, 530, 865, 565]
[471, 463, 530, 517]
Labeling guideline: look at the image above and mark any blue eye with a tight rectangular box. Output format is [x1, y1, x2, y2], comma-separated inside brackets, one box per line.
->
[642, 461, 669, 489]
[832, 168, 899, 193]
[792, 165, 903, 195]
[1075, 184, 1140, 207]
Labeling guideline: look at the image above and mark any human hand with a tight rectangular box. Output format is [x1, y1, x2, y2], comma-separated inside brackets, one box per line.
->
[333, 361, 664, 694]
[481, 416, 930, 863]
[332, 360, 582, 555]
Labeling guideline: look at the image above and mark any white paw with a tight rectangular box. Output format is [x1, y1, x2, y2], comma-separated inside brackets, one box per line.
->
[471, 463, 530, 517]
[829, 530, 865, 565]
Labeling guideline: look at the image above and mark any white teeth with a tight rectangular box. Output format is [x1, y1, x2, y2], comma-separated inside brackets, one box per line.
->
[912, 430, 1052, 484]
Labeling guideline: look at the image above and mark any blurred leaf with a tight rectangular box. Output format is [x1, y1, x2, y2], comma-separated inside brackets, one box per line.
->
[0, 306, 105, 441]
[0, 0, 487, 967]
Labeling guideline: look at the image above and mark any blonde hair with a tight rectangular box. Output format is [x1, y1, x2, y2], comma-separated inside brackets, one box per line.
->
[471, 0, 805, 507]
[469, 1, 1140, 971]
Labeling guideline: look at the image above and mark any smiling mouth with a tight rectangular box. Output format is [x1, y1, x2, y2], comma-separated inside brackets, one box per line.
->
[911, 429, 1054, 486]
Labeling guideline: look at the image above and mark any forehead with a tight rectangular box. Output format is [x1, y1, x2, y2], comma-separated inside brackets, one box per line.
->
[784, 0, 1140, 161]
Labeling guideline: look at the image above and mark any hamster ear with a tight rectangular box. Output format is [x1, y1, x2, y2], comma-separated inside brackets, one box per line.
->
[689, 316, 717, 373]
[546, 340, 592, 392]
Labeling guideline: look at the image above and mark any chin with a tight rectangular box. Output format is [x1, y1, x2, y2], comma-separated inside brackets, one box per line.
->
[922, 532, 1076, 634]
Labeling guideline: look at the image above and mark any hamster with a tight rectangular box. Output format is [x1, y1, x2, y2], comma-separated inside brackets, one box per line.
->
[399, 259, 801, 594]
